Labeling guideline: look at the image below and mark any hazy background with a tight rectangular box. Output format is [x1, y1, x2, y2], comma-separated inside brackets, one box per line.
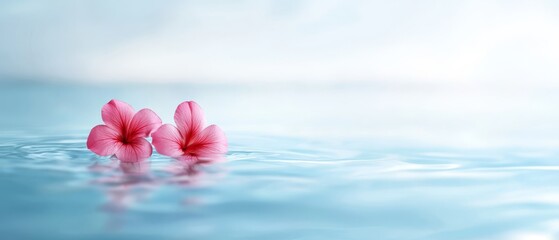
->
[2, 0, 559, 149]
[2, 0, 559, 85]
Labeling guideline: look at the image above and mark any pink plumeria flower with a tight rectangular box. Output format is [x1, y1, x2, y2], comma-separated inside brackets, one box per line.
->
[152, 101, 227, 164]
[87, 99, 162, 162]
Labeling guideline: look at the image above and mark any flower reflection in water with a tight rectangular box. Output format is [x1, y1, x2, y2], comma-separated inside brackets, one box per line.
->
[88, 157, 227, 230]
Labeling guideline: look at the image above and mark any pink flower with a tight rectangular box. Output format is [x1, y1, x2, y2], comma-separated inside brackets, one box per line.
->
[87, 99, 162, 162]
[152, 101, 227, 163]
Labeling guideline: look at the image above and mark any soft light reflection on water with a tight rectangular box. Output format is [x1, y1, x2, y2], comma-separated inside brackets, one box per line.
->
[1, 83, 559, 239]
[2, 133, 559, 239]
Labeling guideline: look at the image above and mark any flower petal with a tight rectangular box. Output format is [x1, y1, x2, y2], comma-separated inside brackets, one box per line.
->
[178, 154, 226, 164]
[151, 124, 184, 157]
[87, 125, 122, 156]
[128, 108, 162, 139]
[114, 138, 152, 162]
[186, 125, 227, 156]
[102, 99, 135, 132]
[174, 101, 205, 139]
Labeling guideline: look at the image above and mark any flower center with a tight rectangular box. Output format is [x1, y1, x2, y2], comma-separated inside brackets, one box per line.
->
[181, 143, 198, 156]
[119, 126, 133, 144]
[120, 135, 130, 145]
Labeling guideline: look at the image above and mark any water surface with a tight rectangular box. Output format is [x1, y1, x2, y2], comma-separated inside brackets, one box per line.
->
[1, 83, 559, 239]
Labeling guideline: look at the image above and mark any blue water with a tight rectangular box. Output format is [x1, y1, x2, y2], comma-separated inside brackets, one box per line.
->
[2, 82, 559, 239]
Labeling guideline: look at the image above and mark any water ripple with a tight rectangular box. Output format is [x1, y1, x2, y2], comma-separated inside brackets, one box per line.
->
[2, 133, 559, 239]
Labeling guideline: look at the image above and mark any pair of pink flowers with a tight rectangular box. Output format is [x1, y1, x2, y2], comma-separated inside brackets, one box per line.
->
[87, 100, 227, 163]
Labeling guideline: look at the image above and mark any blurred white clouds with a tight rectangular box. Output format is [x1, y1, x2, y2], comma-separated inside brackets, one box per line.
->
[1, 0, 559, 85]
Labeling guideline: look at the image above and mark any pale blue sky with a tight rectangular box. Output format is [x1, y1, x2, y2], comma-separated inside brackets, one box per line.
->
[1, 0, 559, 85]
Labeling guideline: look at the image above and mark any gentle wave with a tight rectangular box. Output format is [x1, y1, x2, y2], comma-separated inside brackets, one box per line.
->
[2, 133, 559, 239]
